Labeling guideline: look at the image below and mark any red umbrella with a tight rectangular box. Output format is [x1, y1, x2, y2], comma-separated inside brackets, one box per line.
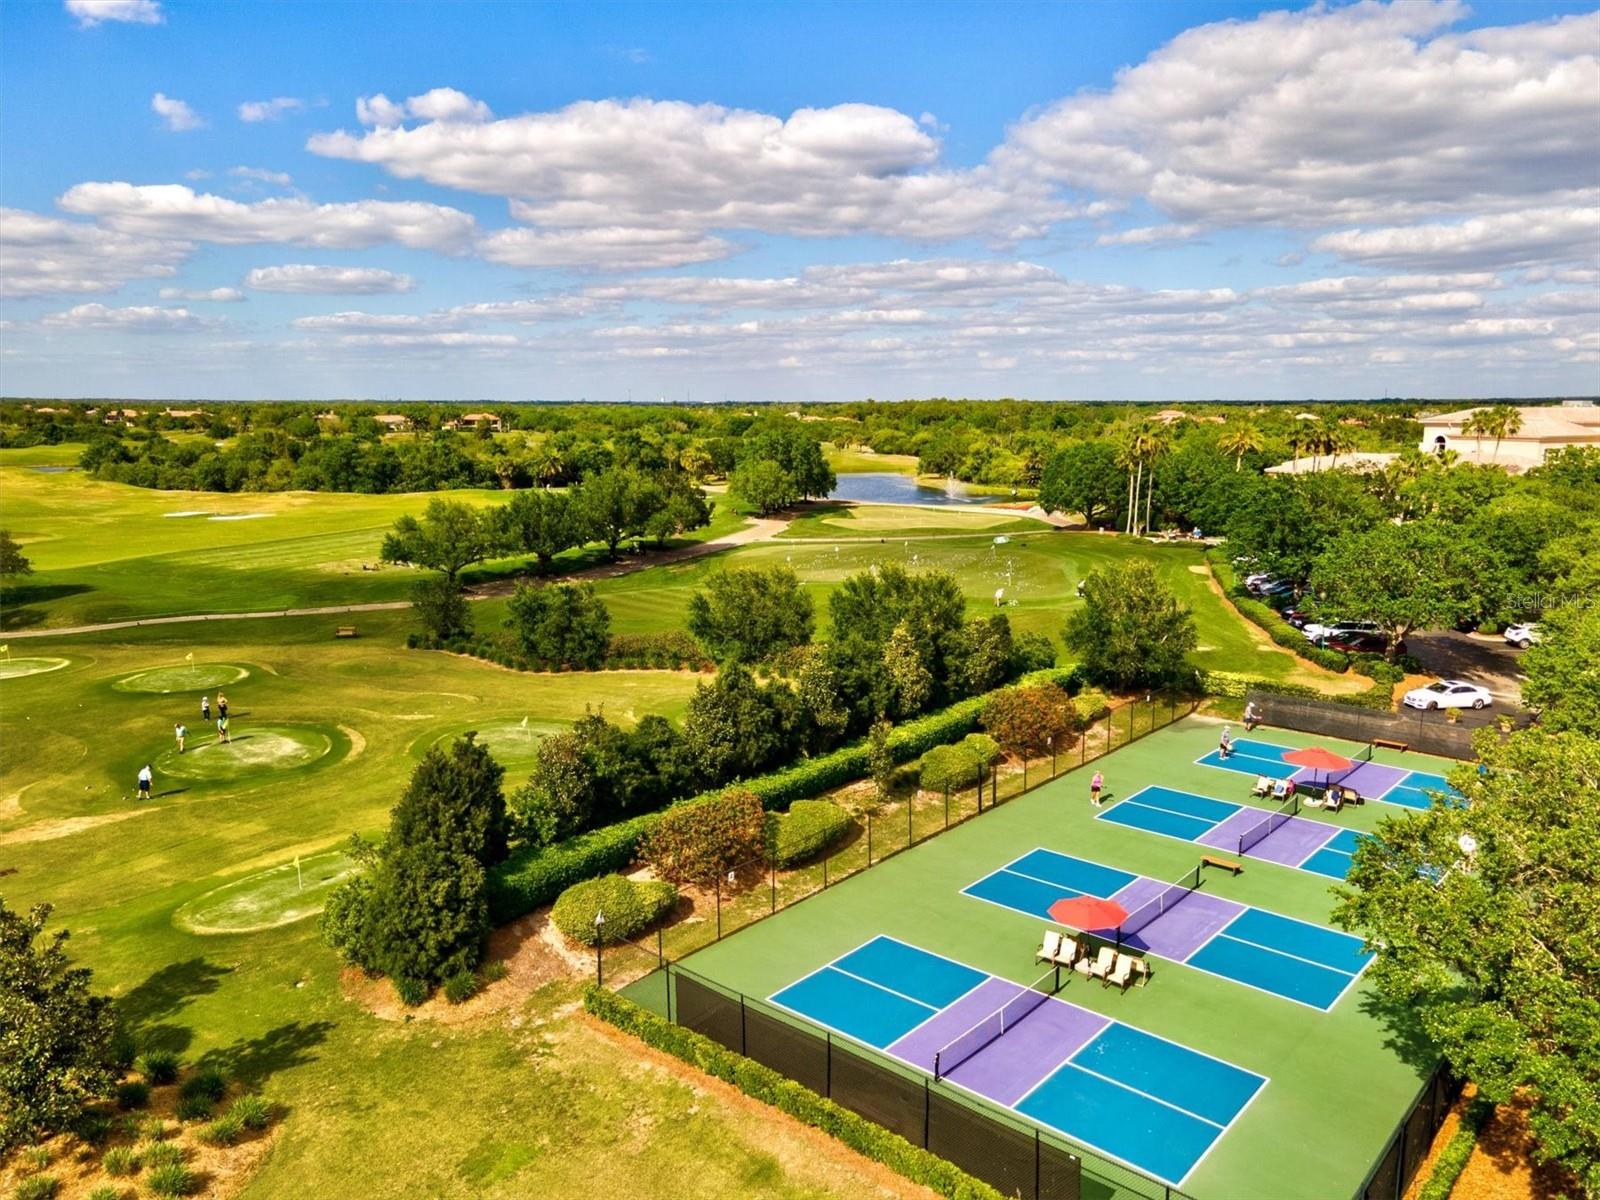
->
[1049, 896, 1128, 932]
[1283, 747, 1353, 772]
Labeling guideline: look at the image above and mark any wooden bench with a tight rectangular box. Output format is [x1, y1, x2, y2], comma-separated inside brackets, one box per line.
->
[1372, 738, 1408, 752]
[335, 626, 358, 639]
[1201, 855, 1243, 876]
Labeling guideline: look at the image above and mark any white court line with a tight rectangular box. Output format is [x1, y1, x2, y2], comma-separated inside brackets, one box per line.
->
[1208, 932, 1357, 979]
[1061, 1057, 1226, 1129]
[829, 965, 941, 1012]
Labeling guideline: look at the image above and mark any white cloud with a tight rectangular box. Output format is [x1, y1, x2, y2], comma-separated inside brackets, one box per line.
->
[229, 166, 293, 186]
[478, 226, 734, 271]
[238, 97, 305, 122]
[42, 303, 213, 332]
[58, 182, 477, 251]
[355, 88, 491, 127]
[1003, 3, 1600, 228]
[1095, 223, 1202, 247]
[311, 96, 1066, 245]
[159, 286, 245, 301]
[332, 331, 519, 349]
[151, 92, 204, 132]
[66, 0, 162, 27]
[291, 295, 604, 332]
[1311, 207, 1600, 270]
[0, 208, 189, 297]
[246, 264, 415, 294]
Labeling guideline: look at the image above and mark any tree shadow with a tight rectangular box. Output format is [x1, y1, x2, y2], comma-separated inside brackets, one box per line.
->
[0, 582, 92, 629]
[117, 958, 233, 1054]
[1355, 990, 1438, 1072]
[197, 1020, 335, 1088]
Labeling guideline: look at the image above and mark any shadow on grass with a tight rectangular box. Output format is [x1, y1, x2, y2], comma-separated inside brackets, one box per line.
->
[0, 581, 93, 629]
[198, 1019, 335, 1088]
[118, 958, 233, 1053]
[1355, 989, 1438, 1073]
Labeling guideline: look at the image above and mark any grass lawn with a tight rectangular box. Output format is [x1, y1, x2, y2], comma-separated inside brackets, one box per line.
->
[779, 502, 1045, 540]
[0, 457, 750, 630]
[654, 718, 1456, 1200]
[823, 444, 918, 474]
[1, 617, 921, 1198]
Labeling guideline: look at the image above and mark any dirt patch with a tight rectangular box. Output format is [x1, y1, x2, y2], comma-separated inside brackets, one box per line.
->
[1450, 1090, 1580, 1200]
[337, 723, 366, 761]
[0, 806, 152, 846]
[341, 908, 580, 1025]
[582, 1013, 941, 1200]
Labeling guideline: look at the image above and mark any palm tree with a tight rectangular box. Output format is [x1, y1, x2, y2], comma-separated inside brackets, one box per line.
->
[1112, 421, 1140, 534]
[1140, 423, 1172, 536]
[1326, 425, 1356, 470]
[1217, 422, 1265, 472]
[1482, 403, 1523, 461]
[1287, 426, 1316, 474]
[1461, 410, 1491, 461]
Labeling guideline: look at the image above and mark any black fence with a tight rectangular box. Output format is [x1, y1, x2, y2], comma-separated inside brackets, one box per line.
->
[1247, 691, 1523, 761]
[661, 964, 1208, 1200]
[1358, 1060, 1463, 1200]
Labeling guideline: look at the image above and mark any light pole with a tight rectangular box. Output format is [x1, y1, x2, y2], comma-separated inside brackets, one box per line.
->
[594, 911, 606, 986]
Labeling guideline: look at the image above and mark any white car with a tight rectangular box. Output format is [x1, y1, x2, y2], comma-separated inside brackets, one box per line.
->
[1504, 624, 1541, 649]
[1302, 620, 1382, 643]
[1402, 680, 1493, 711]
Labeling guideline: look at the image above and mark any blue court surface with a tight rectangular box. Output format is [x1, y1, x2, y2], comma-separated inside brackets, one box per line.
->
[963, 848, 1373, 1010]
[770, 935, 1266, 1187]
[1097, 784, 1371, 880]
[1195, 736, 1464, 810]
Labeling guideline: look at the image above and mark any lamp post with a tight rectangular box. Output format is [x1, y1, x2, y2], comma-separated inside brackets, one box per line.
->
[594, 910, 606, 986]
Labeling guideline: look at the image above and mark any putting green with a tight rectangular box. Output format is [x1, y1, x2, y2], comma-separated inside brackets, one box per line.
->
[156, 724, 335, 782]
[173, 849, 358, 934]
[113, 662, 250, 694]
[430, 716, 567, 772]
[0, 656, 72, 680]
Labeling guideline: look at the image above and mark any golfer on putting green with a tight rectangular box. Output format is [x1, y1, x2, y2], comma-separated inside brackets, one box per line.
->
[174, 723, 186, 753]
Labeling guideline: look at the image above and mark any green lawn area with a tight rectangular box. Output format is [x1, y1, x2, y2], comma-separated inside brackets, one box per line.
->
[823, 444, 918, 474]
[655, 718, 1454, 1200]
[0, 459, 750, 629]
[779, 501, 1045, 540]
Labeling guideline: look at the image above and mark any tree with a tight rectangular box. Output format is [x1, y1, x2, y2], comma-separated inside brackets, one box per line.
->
[982, 683, 1075, 757]
[572, 466, 651, 558]
[949, 615, 1015, 696]
[868, 719, 895, 802]
[882, 621, 935, 717]
[505, 581, 612, 668]
[320, 736, 505, 998]
[1038, 442, 1124, 526]
[1309, 521, 1506, 661]
[681, 665, 796, 785]
[0, 530, 33, 579]
[687, 565, 814, 664]
[728, 458, 798, 515]
[1063, 559, 1198, 688]
[794, 651, 850, 751]
[411, 574, 473, 641]
[496, 489, 576, 572]
[380, 499, 497, 582]
[828, 565, 966, 682]
[510, 730, 597, 847]
[1521, 602, 1600, 735]
[742, 421, 836, 499]
[1332, 730, 1600, 1192]
[1, 900, 120, 1153]
[1216, 423, 1265, 472]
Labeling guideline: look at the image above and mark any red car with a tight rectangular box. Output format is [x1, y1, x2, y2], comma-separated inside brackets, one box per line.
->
[1322, 631, 1403, 656]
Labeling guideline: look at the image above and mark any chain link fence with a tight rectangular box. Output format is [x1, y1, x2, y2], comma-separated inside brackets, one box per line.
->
[1246, 690, 1528, 760]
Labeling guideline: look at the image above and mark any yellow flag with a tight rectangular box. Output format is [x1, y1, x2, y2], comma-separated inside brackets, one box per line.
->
[185, 651, 195, 663]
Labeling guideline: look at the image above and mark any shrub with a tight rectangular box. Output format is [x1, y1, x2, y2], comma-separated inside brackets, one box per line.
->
[135, 1118, 166, 1144]
[102, 1148, 138, 1177]
[196, 1113, 243, 1147]
[1071, 689, 1112, 726]
[137, 1144, 182, 1171]
[75, 1113, 113, 1145]
[178, 1069, 226, 1104]
[394, 977, 429, 1007]
[478, 960, 508, 984]
[174, 1096, 212, 1122]
[1010, 631, 1056, 673]
[87, 1188, 122, 1200]
[226, 1095, 272, 1132]
[21, 1147, 48, 1170]
[583, 988, 1003, 1200]
[143, 1163, 195, 1198]
[442, 971, 479, 1005]
[110, 1028, 138, 1071]
[137, 1051, 179, 1086]
[1417, 1097, 1494, 1200]
[552, 875, 678, 947]
[642, 789, 767, 887]
[765, 800, 851, 867]
[116, 1081, 150, 1111]
[13, 1177, 58, 1200]
[981, 683, 1074, 756]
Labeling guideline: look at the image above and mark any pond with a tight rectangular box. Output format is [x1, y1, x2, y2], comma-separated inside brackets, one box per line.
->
[827, 471, 997, 507]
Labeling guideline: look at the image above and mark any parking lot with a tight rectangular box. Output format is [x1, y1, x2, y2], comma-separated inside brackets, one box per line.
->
[1405, 630, 1530, 720]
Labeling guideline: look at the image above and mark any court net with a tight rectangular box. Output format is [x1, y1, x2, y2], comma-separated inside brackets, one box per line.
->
[932, 968, 1058, 1081]
[1119, 864, 1203, 937]
[1239, 793, 1300, 855]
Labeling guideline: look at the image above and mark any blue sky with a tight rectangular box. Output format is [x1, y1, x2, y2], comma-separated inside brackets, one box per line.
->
[2, 0, 1596, 402]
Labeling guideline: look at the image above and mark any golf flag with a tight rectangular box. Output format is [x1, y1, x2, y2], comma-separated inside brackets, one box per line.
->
[185, 652, 195, 663]
[0, 646, 8, 656]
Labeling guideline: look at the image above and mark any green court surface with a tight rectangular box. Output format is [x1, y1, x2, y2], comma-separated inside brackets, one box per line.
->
[647, 718, 1458, 1200]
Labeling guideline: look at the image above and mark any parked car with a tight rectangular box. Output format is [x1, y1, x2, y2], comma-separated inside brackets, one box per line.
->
[1303, 620, 1381, 643]
[1321, 631, 1404, 656]
[1402, 680, 1493, 711]
[1244, 572, 1277, 594]
[1282, 608, 1312, 629]
[1504, 623, 1541, 649]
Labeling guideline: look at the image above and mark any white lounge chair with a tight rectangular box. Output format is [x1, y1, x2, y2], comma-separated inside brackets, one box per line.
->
[1251, 775, 1273, 797]
[1105, 953, 1138, 991]
[1086, 946, 1116, 981]
[1054, 936, 1082, 969]
[1271, 780, 1290, 801]
[1036, 930, 1063, 967]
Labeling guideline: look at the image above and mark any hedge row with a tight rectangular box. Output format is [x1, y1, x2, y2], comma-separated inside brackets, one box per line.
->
[487, 667, 1079, 922]
[406, 630, 713, 673]
[1416, 1096, 1494, 1200]
[1207, 551, 1353, 673]
[584, 986, 1005, 1200]
[551, 874, 678, 946]
[766, 800, 852, 867]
